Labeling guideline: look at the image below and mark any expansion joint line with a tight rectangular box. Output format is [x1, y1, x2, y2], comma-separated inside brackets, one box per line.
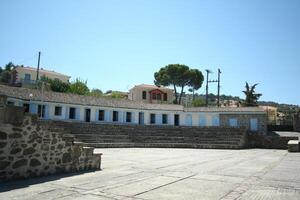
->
[133, 174, 197, 197]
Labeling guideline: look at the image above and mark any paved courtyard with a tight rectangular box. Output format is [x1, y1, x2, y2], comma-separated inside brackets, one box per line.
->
[1, 148, 300, 200]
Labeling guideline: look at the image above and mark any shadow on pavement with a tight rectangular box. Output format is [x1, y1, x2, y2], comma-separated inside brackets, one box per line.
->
[0, 169, 99, 193]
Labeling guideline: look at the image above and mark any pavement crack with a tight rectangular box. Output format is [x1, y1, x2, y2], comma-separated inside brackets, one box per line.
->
[134, 174, 197, 197]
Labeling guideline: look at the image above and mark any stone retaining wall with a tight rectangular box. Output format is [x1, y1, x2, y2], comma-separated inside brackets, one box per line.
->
[0, 102, 101, 181]
[294, 113, 300, 132]
[247, 134, 298, 149]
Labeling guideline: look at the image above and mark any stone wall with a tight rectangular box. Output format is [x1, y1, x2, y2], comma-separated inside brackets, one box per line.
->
[293, 113, 300, 132]
[247, 134, 298, 149]
[220, 113, 267, 134]
[0, 99, 102, 181]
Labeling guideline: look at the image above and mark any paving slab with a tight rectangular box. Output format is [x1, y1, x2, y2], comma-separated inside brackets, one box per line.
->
[1, 148, 299, 200]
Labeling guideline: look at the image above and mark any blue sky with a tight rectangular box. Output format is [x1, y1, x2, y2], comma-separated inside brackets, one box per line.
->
[0, 0, 299, 105]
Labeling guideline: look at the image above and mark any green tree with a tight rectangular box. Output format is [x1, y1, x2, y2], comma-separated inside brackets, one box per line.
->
[242, 82, 262, 106]
[0, 62, 17, 83]
[110, 91, 125, 99]
[90, 88, 103, 97]
[68, 78, 90, 95]
[192, 98, 206, 107]
[39, 76, 70, 92]
[188, 69, 204, 100]
[154, 64, 204, 104]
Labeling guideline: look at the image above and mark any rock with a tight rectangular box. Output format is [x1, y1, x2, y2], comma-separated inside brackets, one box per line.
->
[0, 161, 10, 170]
[30, 158, 41, 167]
[62, 153, 72, 163]
[41, 144, 49, 151]
[0, 131, 7, 140]
[51, 138, 58, 145]
[0, 142, 7, 148]
[23, 147, 35, 155]
[12, 159, 28, 169]
[9, 132, 22, 139]
[57, 144, 64, 150]
[12, 127, 22, 132]
[10, 148, 22, 154]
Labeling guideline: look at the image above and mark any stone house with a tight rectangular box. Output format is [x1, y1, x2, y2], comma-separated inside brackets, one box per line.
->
[14, 66, 70, 85]
[128, 84, 174, 104]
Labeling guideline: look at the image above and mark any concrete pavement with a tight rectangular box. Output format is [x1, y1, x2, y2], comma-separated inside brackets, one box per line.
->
[1, 148, 300, 200]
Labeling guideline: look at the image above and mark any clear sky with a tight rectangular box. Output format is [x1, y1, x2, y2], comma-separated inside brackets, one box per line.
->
[0, 0, 299, 105]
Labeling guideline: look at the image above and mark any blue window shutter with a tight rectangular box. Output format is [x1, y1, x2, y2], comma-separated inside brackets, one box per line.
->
[199, 115, 206, 126]
[185, 114, 192, 126]
[229, 118, 238, 127]
[212, 116, 220, 126]
[30, 103, 37, 114]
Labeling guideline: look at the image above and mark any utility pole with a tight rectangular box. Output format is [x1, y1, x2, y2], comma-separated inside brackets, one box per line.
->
[36, 51, 41, 82]
[217, 69, 221, 107]
[205, 69, 210, 107]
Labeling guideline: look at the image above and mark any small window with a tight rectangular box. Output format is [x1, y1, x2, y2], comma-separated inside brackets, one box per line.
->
[163, 93, 167, 101]
[38, 105, 45, 118]
[113, 111, 118, 122]
[126, 112, 132, 122]
[152, 93, 156, 100]
[23, 103, 30, 112]
[54, 106, 62, 116]
[142, 91, 147, 99]
[229, 118, 238, 127]
[69, 107, 76, 119]
[98, 110, 105, 121]
[157, 94, 161, 100]
[150, 113, 156, 124]
[24, 73, 31, 81]
[162, 114, 168, 124]
[7, 101, 14, 106]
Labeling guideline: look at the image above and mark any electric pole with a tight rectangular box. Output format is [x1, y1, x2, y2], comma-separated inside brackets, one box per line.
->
[205, 69, 210, 107]
[217, 69, 221, 107]
[36, 51, 41, 82]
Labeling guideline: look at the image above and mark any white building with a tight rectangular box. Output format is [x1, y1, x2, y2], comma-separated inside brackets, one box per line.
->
[0, 85, 267, 134]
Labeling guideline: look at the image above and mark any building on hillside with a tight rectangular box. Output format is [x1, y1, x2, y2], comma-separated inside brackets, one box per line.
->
[128, 84, 174, 104]
[259, 106, 277, 125]
[14, 66, 70, 86]
[0, 85, 267, 134]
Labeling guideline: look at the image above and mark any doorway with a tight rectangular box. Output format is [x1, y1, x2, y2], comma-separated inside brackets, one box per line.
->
[85, 108, 91, 122]
[174, 114, 179, 126]
[138, 112, 144, 125]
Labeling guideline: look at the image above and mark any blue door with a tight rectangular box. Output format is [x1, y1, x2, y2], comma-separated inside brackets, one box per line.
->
[250, 118, 258, 131]
[185, 114, 192, 126]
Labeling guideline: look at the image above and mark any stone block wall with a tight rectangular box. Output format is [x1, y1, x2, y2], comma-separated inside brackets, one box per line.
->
[247, 134, 298, 149]
[220, 113, 267, 134]
[293, 113, 300, 132]
[0, 102, 102, 181]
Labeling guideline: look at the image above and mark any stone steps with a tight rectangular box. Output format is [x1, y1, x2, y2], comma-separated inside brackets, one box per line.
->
[83, 142, 241, 149]
[50, 121, 247, 149]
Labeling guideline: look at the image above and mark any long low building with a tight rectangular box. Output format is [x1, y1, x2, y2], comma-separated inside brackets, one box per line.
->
[0, 85, 267, 134]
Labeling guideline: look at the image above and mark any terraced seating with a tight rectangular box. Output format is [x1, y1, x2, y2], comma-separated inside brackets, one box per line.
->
[45, 121, 247, 149]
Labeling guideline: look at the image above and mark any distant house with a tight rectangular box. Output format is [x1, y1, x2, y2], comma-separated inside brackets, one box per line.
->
[128, 84, 174, 104]
[15, 66, 70, 85]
